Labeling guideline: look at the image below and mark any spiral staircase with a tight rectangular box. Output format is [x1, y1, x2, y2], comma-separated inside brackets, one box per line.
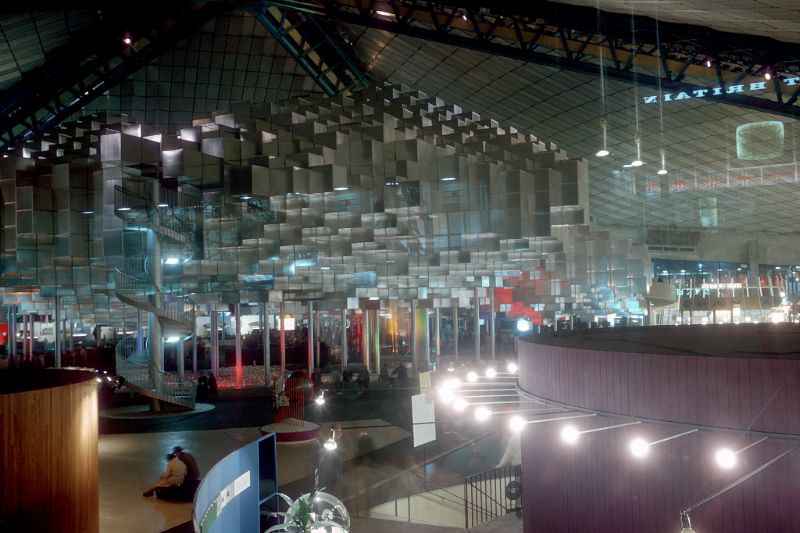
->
[113, 184, 199, 410]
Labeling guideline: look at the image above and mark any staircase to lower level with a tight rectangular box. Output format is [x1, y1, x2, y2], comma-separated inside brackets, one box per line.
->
[115, 337, 197, 410]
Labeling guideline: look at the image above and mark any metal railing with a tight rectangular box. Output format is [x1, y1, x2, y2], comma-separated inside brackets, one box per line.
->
[464, 464, 522, 528]
[115, 337, 197, 407]
[114, 269, 194, 326]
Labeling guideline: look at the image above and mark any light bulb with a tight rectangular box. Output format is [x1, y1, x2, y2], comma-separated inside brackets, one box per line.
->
[657, 168, 668, 175]
[324, 438, 338, 451]
[595, 149, 610, 157]
[631, 160, 644, 167]
[506, 361, 518, 373]
[509, 415, 527, 433]
[715, 448, 737, 469]
[315, 395, 325, 405]
[475, 406, 492, 422]
[629, 437, 650, 458]
[561, 425, 581, 445]
[453, 398, 469, 412]
[484, 367, 497, 379]
[466, 371, 478, 383]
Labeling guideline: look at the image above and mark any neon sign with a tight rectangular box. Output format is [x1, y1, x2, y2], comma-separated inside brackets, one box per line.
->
[642, 77, 800, 105]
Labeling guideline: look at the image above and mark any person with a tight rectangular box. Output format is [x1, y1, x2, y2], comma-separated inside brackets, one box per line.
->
[206, 372, 218, 399]
[394, 362, 407, 385]
[142, 453, 187, 497]
[173, 446, 200, 482]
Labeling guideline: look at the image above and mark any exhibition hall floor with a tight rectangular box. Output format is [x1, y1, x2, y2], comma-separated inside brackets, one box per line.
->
[97, 385, 518, 533]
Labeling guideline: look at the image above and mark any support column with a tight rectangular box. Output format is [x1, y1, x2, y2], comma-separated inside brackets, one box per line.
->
[210, 305, 219, 378]
[10, 307, 16, 359]
[410, 301, 418, 374]
[411, 301, 430, 373]
[474, 288, 481, 361]
[234, 303, 242, 387]
[136, 308, 143, 352]
[434, 307, 441, 367]
[279, 302, 286, 373]
[22, 314, 27, 360]
[262, 302, 270, 384]
[148, 198, 163, 393]
[177, 337, 185, 383]
[307, 301, 315, 373]
[191, 307, 198, 375]
[489, 286, 496, 361]
[314, 308, 321, 370]
[30, 314, 35, 357]
[453, 304, 459, 361]
[341, 308, 348, 368]
[362, 309, 370, 372]
[373, 309, 381, 376]
[149, 311, 163, 389]
[54, 296, 61, 368]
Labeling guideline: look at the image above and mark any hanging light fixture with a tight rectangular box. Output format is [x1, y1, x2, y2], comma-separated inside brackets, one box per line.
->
[596, 117, 610, 158]
[595, 0, 610, 158]
[629, 5, 644, 168]
[655, 6, 668, 175]
[658, 148, 668, 175]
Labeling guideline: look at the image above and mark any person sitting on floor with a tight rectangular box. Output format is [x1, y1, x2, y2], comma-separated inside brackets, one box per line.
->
[173, 446, 200, 483]
[142, 452, 186, 497]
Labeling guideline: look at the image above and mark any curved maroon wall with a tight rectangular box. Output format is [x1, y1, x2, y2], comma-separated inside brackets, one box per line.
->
[518, 326, 800, 533]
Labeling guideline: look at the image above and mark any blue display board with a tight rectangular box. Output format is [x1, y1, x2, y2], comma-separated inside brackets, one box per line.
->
[193, 433, 277, 533]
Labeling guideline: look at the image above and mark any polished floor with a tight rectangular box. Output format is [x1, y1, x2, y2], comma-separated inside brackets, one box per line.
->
[98, 384, 519, 533]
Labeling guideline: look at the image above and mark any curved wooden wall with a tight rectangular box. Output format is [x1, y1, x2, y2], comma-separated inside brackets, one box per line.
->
[0, 370, 99, 533]
[518, 327, 800, 533]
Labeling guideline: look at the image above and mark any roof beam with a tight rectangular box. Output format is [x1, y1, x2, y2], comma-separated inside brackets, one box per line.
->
[267, 0, 800, 118]
[248, 1, 369, 96]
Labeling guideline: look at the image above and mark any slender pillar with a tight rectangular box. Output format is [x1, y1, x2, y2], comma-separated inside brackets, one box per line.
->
[148, 196, 163, 392]
[362, 310, 370, 371]
[8, 305, 17, 357]
[177, 337, 185, 382]
[307, 301, 315, 373]
[314, 308, 321, 370]
[22, 314, 28, 359]
[474, 288, 481, 361]
[341, 308, 348, 368]
[453, 304, 459, 361]
[262, 302, 270, 384]
[136, 308, 143, 352]
[373, 309, 381, 375]
[411, 301, 430, 372]
[434, 307, 441, 366]
[191, 307, 198, 375]
[54, 296, 61, 367]
[10, 307, 16, 359]
[489, 286, 496, 360]
[29, 313, 34, 358]
[210, 306, 219, 378]
[410, 300, 417, 374]
[149, 311, 163, 385]
[279, 302, 286, 372]
[234, 303, 242, 387]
